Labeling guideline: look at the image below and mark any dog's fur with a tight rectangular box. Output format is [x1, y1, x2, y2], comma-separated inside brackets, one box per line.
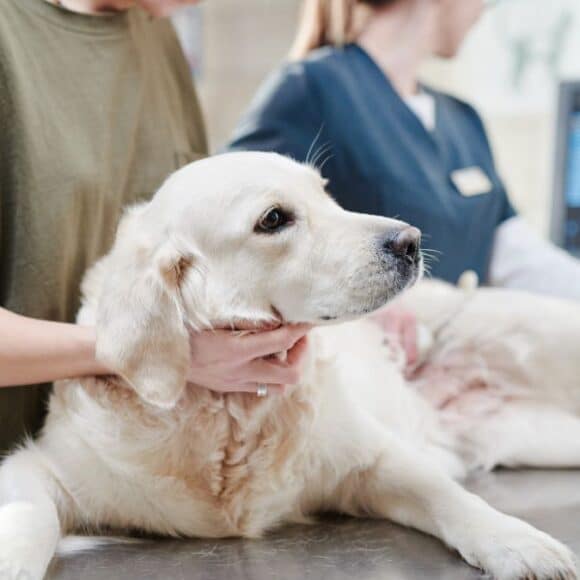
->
[1, 152, 580, 580]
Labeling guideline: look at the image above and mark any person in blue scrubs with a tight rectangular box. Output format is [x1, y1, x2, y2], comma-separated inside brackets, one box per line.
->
[229, 0, 580, 299]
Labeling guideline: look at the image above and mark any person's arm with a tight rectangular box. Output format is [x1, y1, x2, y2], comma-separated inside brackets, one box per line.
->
[0, 307, 310, 392]
[487, 216, 580, 301]
[0, 307, 104, 386]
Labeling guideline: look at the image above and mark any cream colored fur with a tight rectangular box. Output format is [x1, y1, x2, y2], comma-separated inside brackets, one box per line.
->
[0, 152, 579, 580]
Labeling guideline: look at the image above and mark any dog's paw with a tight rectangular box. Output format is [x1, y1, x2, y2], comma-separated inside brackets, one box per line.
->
[0, 502, 57, 580]
[0, 539, 40, 580]
[462, 517, 577, 580]
[0, 558, 34, 580]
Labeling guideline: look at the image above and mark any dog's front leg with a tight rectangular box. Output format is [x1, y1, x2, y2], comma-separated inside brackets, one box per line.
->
[0, 449, 68, 580]
[351, 437, 576, 580]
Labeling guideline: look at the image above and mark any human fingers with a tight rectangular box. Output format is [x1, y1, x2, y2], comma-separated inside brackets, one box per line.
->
[245, 358, 303, 386]
[286, 335, 309, 366]
[401, 314, 419, 367]
[239, 324, 312, 359]
[213, 382, 287, 395]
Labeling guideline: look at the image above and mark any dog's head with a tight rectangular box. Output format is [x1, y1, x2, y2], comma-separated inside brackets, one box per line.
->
[95, 152, 422, 407]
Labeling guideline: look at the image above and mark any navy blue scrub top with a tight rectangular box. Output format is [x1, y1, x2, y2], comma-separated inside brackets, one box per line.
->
[228, 44, 516, 284]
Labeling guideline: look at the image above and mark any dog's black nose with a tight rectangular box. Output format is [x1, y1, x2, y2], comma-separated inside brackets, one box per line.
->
[384, 227, 421, 263]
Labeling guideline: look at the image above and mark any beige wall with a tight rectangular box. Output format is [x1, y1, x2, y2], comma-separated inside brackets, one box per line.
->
[196, 0, 301, 151]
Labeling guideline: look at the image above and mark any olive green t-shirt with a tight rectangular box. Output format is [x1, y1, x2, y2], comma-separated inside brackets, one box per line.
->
[0, 0, 208, 452]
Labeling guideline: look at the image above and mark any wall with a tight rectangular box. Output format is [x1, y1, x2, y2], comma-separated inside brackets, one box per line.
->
[195, 0, 301, 151]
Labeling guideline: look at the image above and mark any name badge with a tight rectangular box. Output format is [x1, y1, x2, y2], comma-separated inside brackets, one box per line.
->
[450, 167, 493, 197]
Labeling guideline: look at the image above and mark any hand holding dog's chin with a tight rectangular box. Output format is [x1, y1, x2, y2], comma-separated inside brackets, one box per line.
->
[136, 0, 200, 17]
[185, 324, 311, 395]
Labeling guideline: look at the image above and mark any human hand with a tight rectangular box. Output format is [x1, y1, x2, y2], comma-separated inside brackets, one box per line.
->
[372, 306, 418, 372]
[137, 0, 200, 17]
[186, 324, 311, 395]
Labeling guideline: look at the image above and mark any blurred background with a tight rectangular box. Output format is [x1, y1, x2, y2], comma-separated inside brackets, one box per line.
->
[172, 0, 580, 236]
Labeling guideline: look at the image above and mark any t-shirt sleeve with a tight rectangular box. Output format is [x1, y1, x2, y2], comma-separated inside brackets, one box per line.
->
[0, 55, 9, 248]
[227, 62, 323, 162]
[0, 49, 16, 264]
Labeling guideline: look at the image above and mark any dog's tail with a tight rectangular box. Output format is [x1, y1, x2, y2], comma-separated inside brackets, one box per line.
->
[57, 535, 144, 556]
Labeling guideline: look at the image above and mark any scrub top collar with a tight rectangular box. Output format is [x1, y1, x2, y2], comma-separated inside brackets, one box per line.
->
[347, 43, 459, 178]
[348, 43, 441, 152]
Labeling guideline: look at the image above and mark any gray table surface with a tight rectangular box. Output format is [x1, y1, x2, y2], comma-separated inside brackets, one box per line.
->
[47, 469, 580, 580]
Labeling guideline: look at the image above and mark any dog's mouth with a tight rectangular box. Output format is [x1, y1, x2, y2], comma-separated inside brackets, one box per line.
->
[398, 252, 423, 289]
[316, 253, 422, 323]
[224, 251, 423, 328]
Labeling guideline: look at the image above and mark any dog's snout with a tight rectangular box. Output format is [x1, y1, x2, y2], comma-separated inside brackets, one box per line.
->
[384, 227, 421, 263]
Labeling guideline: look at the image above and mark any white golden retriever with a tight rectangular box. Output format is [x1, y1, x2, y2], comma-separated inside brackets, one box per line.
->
[1, 152, 580, 580]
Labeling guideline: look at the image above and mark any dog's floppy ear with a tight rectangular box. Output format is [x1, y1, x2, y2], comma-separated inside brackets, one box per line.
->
[95, 207, 201, 409]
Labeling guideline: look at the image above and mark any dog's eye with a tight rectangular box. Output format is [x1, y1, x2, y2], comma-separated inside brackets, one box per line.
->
[255, 207, 293, 234]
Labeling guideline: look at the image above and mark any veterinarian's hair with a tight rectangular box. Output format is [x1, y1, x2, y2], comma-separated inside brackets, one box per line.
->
[289, 0, 400, 60]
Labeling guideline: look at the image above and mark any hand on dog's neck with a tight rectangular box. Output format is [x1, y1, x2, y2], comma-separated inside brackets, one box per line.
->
[212, 308, 285, 333]
[44, 0, 135, 15]
[221, 320, 282, 333]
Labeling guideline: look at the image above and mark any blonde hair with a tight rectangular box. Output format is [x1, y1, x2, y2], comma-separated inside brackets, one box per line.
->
[289, 0, 393, 60]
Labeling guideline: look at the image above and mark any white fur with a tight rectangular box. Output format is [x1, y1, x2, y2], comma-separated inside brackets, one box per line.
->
[0, 152, 578, 580]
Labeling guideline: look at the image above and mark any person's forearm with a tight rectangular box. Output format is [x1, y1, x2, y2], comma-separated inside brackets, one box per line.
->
[0, 308, 110, 387]
[488, 217, 580, 301]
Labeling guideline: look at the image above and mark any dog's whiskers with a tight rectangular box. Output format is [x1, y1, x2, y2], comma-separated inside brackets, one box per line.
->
[420, 247, 441, 265]
[305, 125, 325, 166]
[310, 142, 333, 171]
[317, 152, 335, 173]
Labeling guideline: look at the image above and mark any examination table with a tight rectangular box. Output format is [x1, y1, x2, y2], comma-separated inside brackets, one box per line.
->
[47, 469, 580, 579]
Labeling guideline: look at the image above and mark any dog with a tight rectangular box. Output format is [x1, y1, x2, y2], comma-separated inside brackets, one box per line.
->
[0, 152, 578, 580]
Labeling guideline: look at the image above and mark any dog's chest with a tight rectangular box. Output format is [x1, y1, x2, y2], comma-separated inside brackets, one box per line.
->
[95, 387, 317, 537]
